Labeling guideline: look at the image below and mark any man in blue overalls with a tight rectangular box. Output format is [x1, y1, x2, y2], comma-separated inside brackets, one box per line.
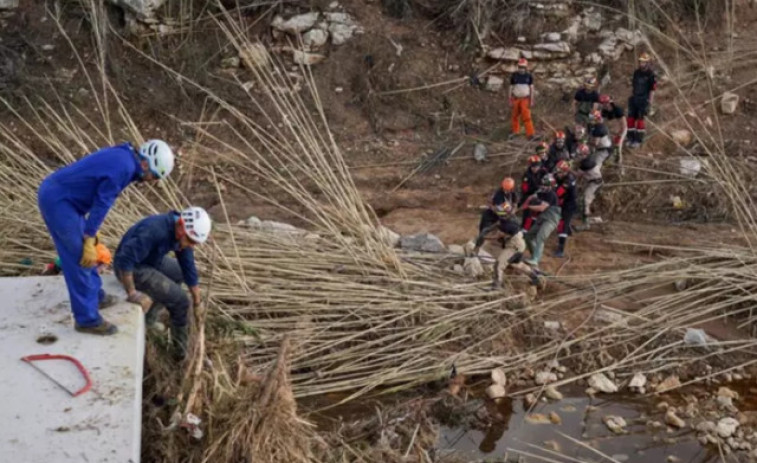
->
[37, 140, 175, 335]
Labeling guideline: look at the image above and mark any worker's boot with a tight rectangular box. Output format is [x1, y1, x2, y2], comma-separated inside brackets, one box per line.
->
[98, 293, 119, 310]
[75, 319, 118, 336]
[554, 237, 566, 258]
[144, 302, 164, 327]
[171, 325, 189, 361]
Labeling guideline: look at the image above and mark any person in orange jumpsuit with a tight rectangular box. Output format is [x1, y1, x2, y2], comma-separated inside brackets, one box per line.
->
[509, 58, 535, 139]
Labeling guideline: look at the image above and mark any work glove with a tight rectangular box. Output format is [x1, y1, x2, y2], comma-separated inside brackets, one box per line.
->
[127, 291, 153, 313]
[80, 236, 98, 267]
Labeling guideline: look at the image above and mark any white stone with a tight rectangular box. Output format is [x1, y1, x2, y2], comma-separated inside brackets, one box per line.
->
[245, 215, 263, 227]
[0, 276, 143, 462]
[629, 373, 647, 391]
[485, 76, 504, 93]
[563, 16, 581, 43]
[671, 129, 693, 146]
[679, 158, 701, 178]
[272, 12, 320, 34]
[615, 28, 644, 46]
[329, 22, 355, 45]
[544, 320, 561, 330]
[292, 50, 326, 66]
[535, 371, 558, 385]
[543, 32, 562, 42]
[604, 415, 627, 434]
[324, 12, 355, 24]
[486, 383, 506, 399]
[328, 1, 339, 8]
[463, 257, 484, 278]
[722, 92, 739, 114]
[533, 42, 571, 55]
[452, 264, 464, 275]
[665, 409, 686, 428]
[400, 233, 445, 253]
[377, 226, 401, 248]
[656, 375, 681, 393]
[260, 220, 300, 233]
[239, 42, 270, 68]
[545, 385, 563, 400]
[718, 386, 739, 400]
[582, 9, 603, 32]
[303, 28, 329, 49]
[588, 373, 618, 393]
[491, 368, 507, 386]
[448, 244, 465, 256]
[487, 47, 522, 61]
[108, 0, 166, 19]
[683, 328, 709, 346]
[718, 418, 740, 438]
[517, 36, 527, 43]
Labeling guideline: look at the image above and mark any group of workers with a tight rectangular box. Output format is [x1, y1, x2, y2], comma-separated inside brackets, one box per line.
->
[37, 140, 211, 361]
[478, 52, 657, 291]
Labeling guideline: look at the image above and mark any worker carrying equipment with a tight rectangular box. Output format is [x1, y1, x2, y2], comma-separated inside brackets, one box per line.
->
[114, 207, 212, 361]
[573, 76, 600, 126]
[627, 52, 657, 148]
[37, 140, 176, 336]
[509, 58, 535, 139]
[478, 177, 519, 238]
[545, 131, 570, 172]
[521, 174, 561, 266]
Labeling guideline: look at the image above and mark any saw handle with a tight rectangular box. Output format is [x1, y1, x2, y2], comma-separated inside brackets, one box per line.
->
[21, 353, 93, 397]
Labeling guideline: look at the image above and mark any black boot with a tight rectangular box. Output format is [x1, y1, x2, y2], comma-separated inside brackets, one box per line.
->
[637, 130, 645, 147]
[554, 237, 566, 258]
[171, 325, 189, 361]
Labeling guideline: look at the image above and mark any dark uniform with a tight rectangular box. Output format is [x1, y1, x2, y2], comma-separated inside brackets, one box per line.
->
[545, 143, 571, 172]
[602, 102, 627, 149]
[589, 122, 612, 167]
[520, 167, 544, 230]
[477, 188, 519, 236]
[555, 173, 578, 256]
[627, 68, 657, 145]
[574, 88, 600, 125]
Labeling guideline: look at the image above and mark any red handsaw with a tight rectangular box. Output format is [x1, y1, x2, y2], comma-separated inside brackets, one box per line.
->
[21, 354, 93, 397]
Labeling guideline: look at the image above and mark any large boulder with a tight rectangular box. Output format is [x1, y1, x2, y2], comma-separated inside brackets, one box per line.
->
[400, 233, 445, 253]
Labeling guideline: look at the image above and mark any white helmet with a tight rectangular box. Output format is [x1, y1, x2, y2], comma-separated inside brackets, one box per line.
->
[180, 207, 212, 244]
[139, 139, 175, 180]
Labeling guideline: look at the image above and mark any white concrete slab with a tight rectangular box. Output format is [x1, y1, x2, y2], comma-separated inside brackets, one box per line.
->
[0, 275, 143, 463]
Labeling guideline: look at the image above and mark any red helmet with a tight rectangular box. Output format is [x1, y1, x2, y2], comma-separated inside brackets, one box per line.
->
[555, 160, 571, 173]
[501, 177, 515, 192]
[517, 58, 528, 68]
[576, 144, 590, 157]
[599, 94, 611, 105]
[528, 155, 542, 165]
[535, 142, 549, 153]
[639, 52, 651, 63]
[554, 130, 566, 140]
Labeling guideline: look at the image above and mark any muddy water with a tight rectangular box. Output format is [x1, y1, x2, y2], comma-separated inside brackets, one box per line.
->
[437, 392, 718, 462]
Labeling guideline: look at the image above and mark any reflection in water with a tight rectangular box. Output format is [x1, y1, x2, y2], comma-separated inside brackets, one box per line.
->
[479, 398, 514, 453]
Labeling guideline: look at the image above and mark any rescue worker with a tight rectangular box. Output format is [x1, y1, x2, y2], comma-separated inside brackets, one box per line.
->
[478, 177, 518, 236]
[37, 140, 175, 335]
[545, 131, 570, 172]
[627, 53, 657, 148]
[472, 203, 545, 291]
[572, 76, 600, 126]
[114, 207, 212, 360]
[588, 110, 613, 168]
[521, 174, 561, 266]
[520, 155, 544, 231]
[565, 124, 588, 157]
[535, 142, 549, 164]
[553, 160, 577, 258]
[509, 58, 535, 140]
[599, 94, 627, 157]
[574, 143, 603, 228]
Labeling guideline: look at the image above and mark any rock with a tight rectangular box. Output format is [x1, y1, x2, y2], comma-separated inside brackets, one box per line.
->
[719, 387, 739, 400]
[533, 42, 571, 56]
[303, 29, 329, 50]
[588, 373, 618, 393]
[696, 421, 717, 433]
[671, 129, 693, 146]
[615, 28, 644, 46]
[582, 9, 603, 32]
[544, 321, 561, 330]
[593, 308, 627, 326]
[108, 0, 166, 19]
[245, 216, 263, 227]
[0, 0, 18, 8]
[452, 264, 464, 275]
[656, 375, 681, 393]
[603, 415, 628, 434]
[221, 56, 241, 68]
[463, 257, 484, 278]
[563, 16, 581, 43]
[673, 279, 688, 292]
[665, 409, 686, 429]
[272, 12, 320, 34]
[524, 393, 537, 407]
[648, 420, 664, 429]
[543, 32, 562, 42]
[487, 47, 523, 61]
[545, 385, 563, 400]
[683, 328, 708, 346]
[718, 417, 740, 438]
[491, 368, 507, 386]
[463, 240, 476, 256]
[473, 143, 488, 162]
[667, 456, 681, 463]
[485, 76, 504, 93]
[239, 43, 270, 69]
[721, 92, 739, 114]
[549, 411, 562, 424]
[486, 383, 506, 399]
[292, 50, 326, 66]
[525, 413, 551, 424]
[401, 233, 445, 253]
[448, 244, 465, 256]
[329, 22, 355, 45]
[629, 373, 647, 392]
[586, 52, 603, 65]
[376, 226, 401, 248]
[535, 371, 558, 385]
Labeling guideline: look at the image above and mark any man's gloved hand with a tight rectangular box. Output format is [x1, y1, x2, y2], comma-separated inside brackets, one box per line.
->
[127, 291, 153, 313]
[80, 236, 98, 267]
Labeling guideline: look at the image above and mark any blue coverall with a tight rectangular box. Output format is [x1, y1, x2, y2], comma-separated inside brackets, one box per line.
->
[37, 143, 142, 327]
[113, 212, 199, 328]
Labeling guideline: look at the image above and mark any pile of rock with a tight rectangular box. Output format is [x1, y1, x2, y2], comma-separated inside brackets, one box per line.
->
[485, 368, 507, 401]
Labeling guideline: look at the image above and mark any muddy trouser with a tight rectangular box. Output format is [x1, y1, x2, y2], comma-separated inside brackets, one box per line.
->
[594, 149, 610, 169]
[583, 179, 603, 216]
[117, 257, 189, 328]
[495, 231, 527, 283]
[525, 206, 561, 264]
